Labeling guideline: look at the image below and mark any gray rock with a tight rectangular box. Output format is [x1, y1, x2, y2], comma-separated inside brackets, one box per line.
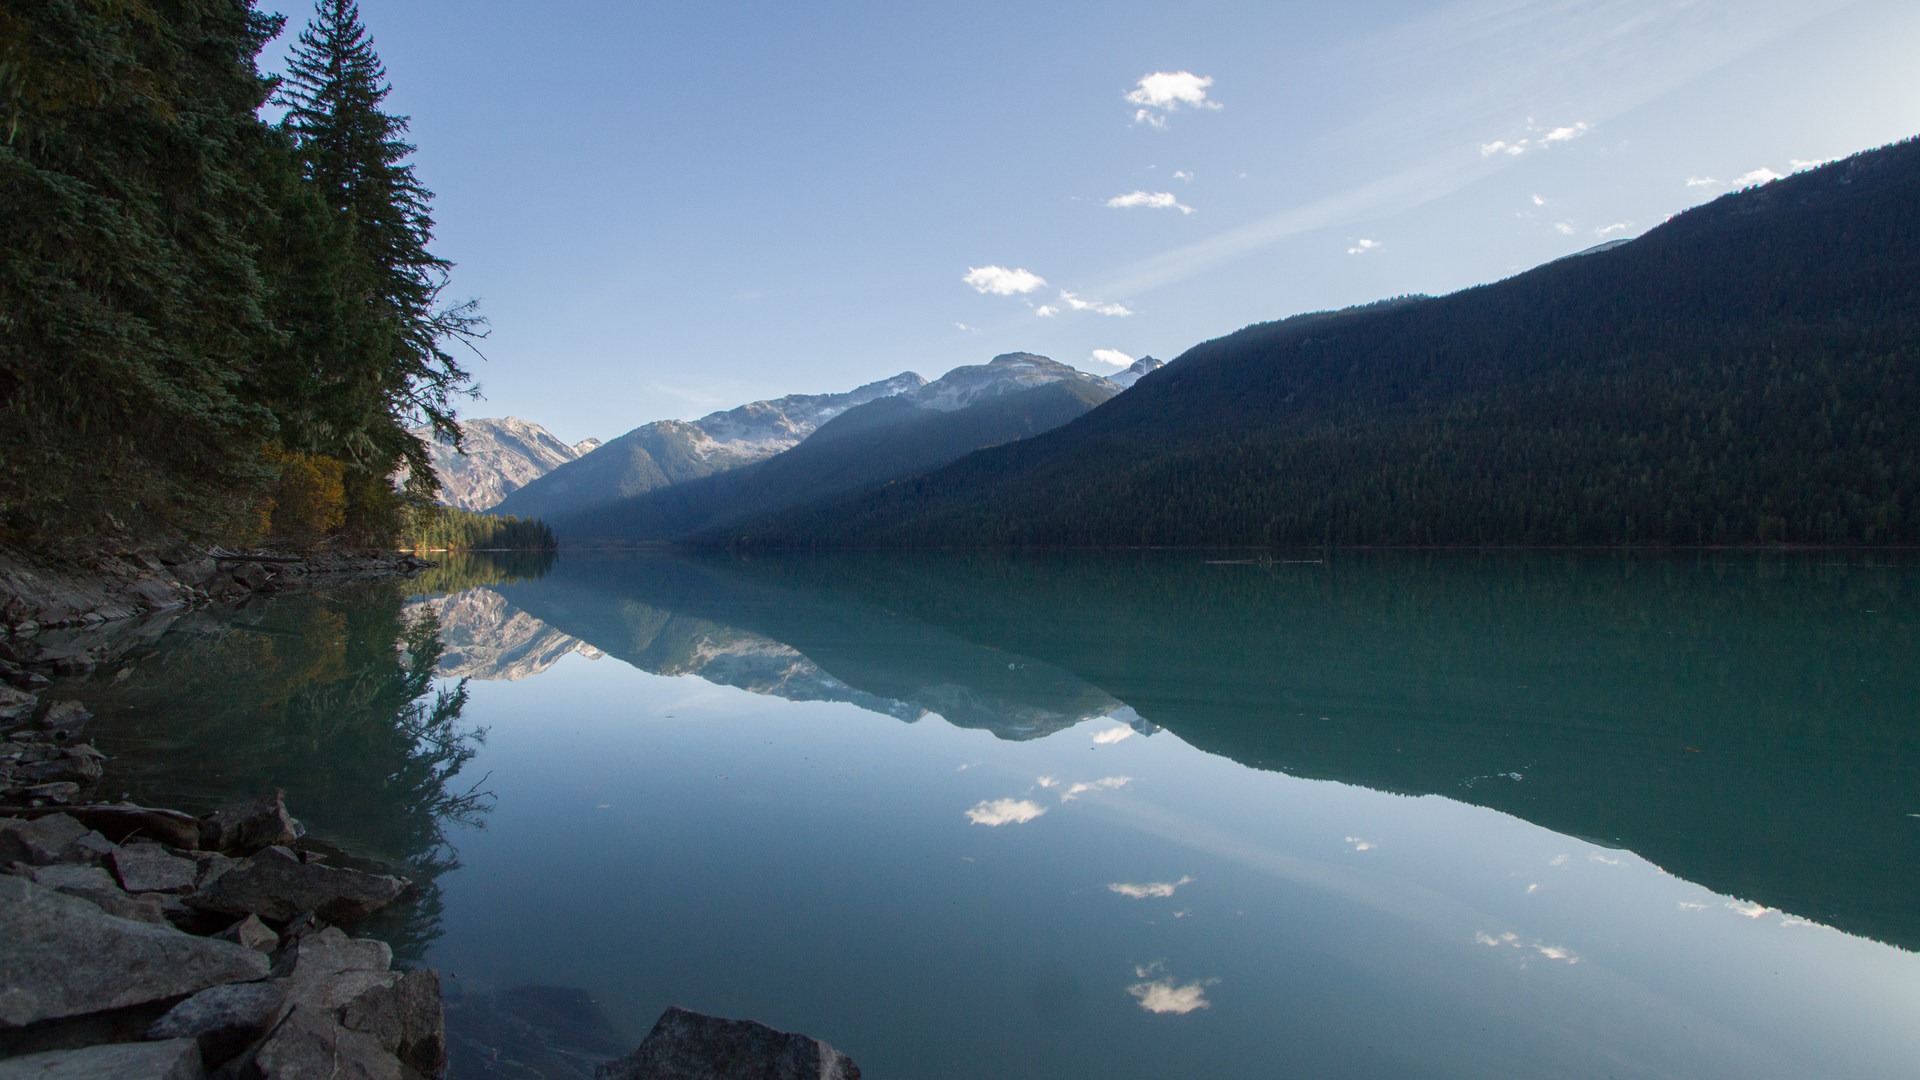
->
[65, 830, 118, 867]
[59, 804, 202, 849]
[35, 701, 91, 732]
[230, 563, 273, 593]
[28, 861, 169, 924]
[340, 969, 447, 1079]
[18, 782, 80, 805]
[113, 843, 199, 894]
[0, 686, 35, 723]
[188, 847, 407, 923]
[0, 813, 88, 865]
[0, 1038, 205, 1079]
[0, 876, 270, 1028]
[253, 1005, 406, 1080]
[215, 913, 279, 952]
[147, 981, 289, 1068]
[172, 558, 220, 589]
[199, 792, 302, 856]
[595, 1007, 861, 1080]
[275, 928, 400, 1015]
[195, 851, 238, 889]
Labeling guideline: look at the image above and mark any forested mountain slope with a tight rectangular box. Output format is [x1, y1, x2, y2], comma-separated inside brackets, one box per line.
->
[721, 137, 1920, 548]
[560, 379, 1113, 541]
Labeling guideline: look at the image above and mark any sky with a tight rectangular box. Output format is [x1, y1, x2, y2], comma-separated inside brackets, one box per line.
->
[259, 0, 1920, 445]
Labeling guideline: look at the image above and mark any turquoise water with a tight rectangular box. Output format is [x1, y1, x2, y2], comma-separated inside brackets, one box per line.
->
[69, 552, 1920, 1077]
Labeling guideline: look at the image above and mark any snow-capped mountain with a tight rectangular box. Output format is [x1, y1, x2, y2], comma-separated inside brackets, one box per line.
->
[410, 417, 600, 512]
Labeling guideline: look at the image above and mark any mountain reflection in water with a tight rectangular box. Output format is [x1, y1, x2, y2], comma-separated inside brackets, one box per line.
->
[421, 550, 1919, 953]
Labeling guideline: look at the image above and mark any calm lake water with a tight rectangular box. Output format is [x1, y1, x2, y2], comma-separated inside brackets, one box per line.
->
[55, 551, 1920, 1078]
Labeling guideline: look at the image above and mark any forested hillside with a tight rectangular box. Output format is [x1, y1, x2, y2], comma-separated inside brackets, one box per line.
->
[720, 138, 1920, 548]
[0, 0, 476, 551]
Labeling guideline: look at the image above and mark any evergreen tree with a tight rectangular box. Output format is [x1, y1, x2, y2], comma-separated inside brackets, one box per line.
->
[276, 0, 481, 534]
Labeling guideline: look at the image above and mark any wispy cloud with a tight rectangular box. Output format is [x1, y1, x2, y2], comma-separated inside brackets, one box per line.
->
[953, 322, 979, 333]
[1734, 167, 1784, 187]
[1347, 238, 1381, 255]
[1034, 304, 1059, 318]
[1059, 290, 1133, 317]
[963, 265, 1047, 296]
[1127, 963, 1216, 1014]
[966, 798, 1047, 826]
[1061, 775, 1133, 802]
[1685, 176, 1719, 187]
[1092, 724, 1136, 743]
[1594, 222, 1632, 237]
[1344, 836, 1375, 852]
[1088, 349, 1134, 370]
[1531, 194, 1546, 206]
[1109, 876, 1194, 900]
[1790, 156, 1839, 171]
[1173, 169, 1194, 181]
[1475, 930, 1580, 964]
[1107, 190, 1195, 215]
[1552, 222, 1576, 236]
[1126, 71, 1221, 128]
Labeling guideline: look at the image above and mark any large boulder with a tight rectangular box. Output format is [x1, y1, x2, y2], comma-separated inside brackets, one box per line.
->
[596, 1007, 861, 1080]
[0, 686, 35, 723]
[251, 1005, 404, 1080]
[111, 844, 199, 894]
[187, 847, 407, 924]
[0, 1038, 205, 1079]
[0, 814, 89, 865]
[0, 877, 269, 1028]
[146, 981, 289, 1069]
[340, 969, 447, 1079]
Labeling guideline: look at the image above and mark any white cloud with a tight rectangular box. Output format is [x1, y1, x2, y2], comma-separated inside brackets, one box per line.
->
[1480, 120, 1590, 158]
[1344, 836, 1375, 852]
[1346, 238, 1380, 255]
[1092, 723, 1136, 741]
[1061, 775, 1133, 802]
[1476, 931, 1579, 963]
[1734, 167, 1783, 187]
[1034, 304, 1059, 318]
[1035, 775, 1059, 788]
[954, 322, 978, 333]
[1109, 876, 1194, 900]
[1594, 222, 1632, 237]
[1553, 222, 1576, 236]
[1542, 122, 1590, 144]
[966, 798, 1047, 826]
[1531, 194, 1546, 206]
[1790, 156, 1839, 171]
[1106, 190, 1195, 215]
[1127, 964, 1216, 1014]
[1685, 176, 1719, 188]
[963, 265, 1047, 296]
[1480, 140, 1526, 157]
[1726, 900, 1771, 919]
[1059, 290, 1133, 317]
[1125, 71, 1221, 129]
[1173, 170, 1194, 181]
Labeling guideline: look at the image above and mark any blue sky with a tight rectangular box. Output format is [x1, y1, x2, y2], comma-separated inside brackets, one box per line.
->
[262, 0, 1920, 444]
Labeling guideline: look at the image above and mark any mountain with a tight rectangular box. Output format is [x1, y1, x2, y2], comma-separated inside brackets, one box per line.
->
[409, 417, 598, 512]
[405, 587, 601, 681]
[721, 136, 1920, 549]
[554, 353, 1119, 542]
[1107, 355, 1165, 389]
[490, 372, 925, 523]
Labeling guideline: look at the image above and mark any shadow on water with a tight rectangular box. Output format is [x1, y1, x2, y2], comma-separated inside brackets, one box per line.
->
[491, 549, 1920, 953]
[47, 577, 495, 963]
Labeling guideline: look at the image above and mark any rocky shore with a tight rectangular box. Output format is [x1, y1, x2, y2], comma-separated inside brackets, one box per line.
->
[0, 548, 435, 637]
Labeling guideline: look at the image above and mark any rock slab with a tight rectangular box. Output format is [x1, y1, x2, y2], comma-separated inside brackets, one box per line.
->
[0, 876, 270, 1028]
[188, 847, 407, 923]
[595, 1006, 860, 1080]
[146, 981, 289, 1068]
[0, 1038, 205, 1079]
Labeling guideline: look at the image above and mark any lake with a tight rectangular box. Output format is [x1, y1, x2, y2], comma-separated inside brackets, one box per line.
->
[55, 551, 1920, 1078]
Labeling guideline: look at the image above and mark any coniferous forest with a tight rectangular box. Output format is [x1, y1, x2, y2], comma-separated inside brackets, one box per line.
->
[0, 0, 478, 552]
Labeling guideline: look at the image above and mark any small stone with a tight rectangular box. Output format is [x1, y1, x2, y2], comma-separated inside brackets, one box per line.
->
[0, 1038, 206, 1079]
[188, 847, 407, 924]
[340, 969, 446, 1079]
[199, 792, 302, 856]
[0, 813, 89, 865]
[253, 1005, 405, 1080]
[595, 1006, 862, 1080]
[113, 843, 199, 894]
[36, 700, 92, 731]
[0, 685, 35, 723]
[0, 876, 270, 1027]
[214, 914, 279, 953]
[147, 981, 289, 1068]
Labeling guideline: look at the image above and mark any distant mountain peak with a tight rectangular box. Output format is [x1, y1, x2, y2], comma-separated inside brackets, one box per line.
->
[409, 416, 599, 511]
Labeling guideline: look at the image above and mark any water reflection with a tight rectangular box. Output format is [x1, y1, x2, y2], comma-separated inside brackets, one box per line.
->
[57, 580, 493, 961]
[422, 550, 1919, 953]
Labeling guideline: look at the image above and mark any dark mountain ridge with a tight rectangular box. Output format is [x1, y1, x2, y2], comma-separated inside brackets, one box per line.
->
[717, 136, 1920, 548]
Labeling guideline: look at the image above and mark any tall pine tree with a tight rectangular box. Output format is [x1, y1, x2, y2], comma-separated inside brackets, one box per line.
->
[276, 0, 481, 537]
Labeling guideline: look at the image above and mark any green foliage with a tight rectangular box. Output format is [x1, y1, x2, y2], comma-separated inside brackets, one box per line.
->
[407, 549, 556, 594]
[0, 0, 478, 551]
[400, 505, 556, 552]
[722, 139, 1920, 549]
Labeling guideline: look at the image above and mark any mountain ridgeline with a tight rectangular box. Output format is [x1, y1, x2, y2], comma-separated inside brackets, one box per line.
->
[551, 354, 1120, 542]
[710, 138, 1920, 549]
